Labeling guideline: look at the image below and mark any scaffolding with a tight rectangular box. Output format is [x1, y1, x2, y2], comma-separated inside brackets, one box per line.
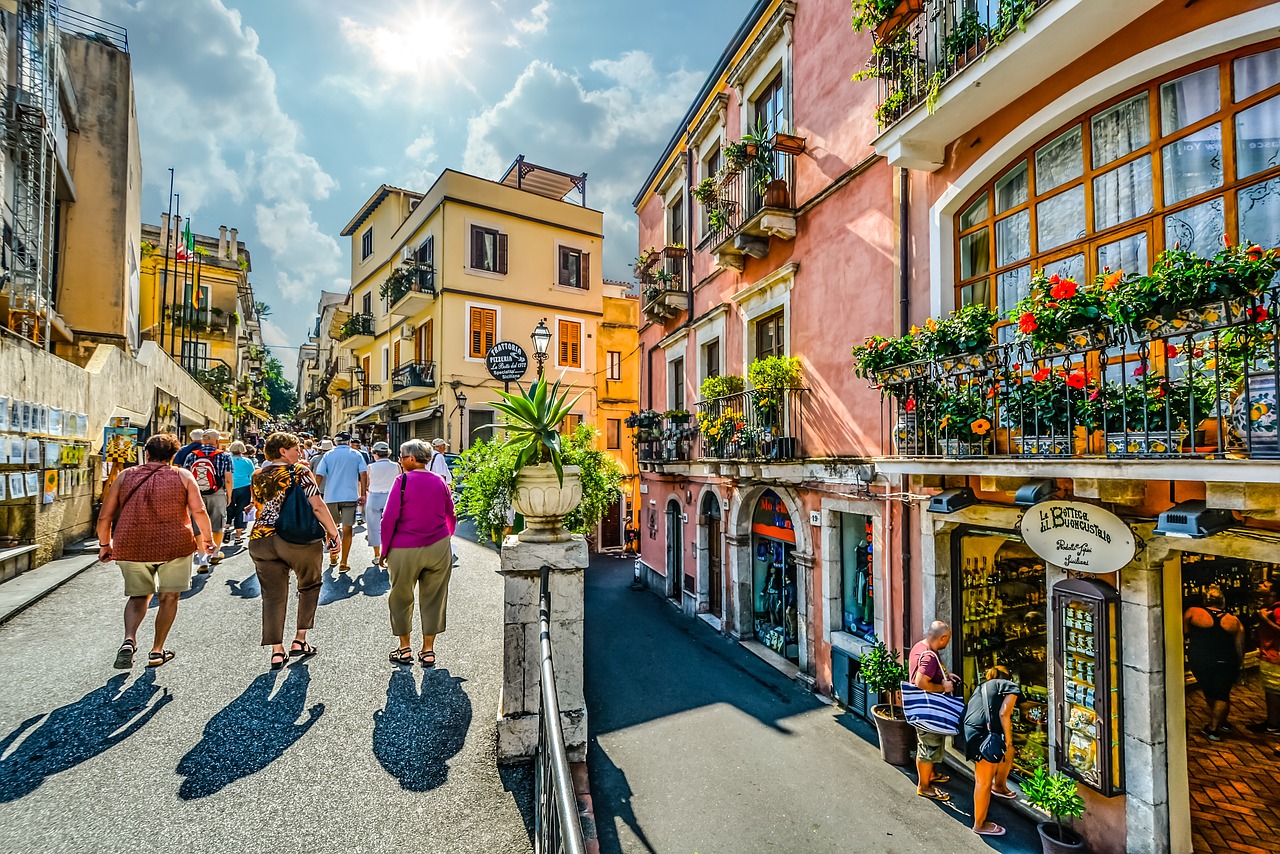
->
[5, 0, 61, 347]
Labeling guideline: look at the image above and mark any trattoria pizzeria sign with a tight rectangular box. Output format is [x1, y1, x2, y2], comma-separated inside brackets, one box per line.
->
[1019, 501, 1135, 574]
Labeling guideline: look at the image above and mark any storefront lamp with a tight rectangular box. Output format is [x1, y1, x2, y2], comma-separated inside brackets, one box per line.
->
[1153, 500, 1234, 539]
[1014, 479, 1057, 507]
[927, 487, 977, 514]
[531, 318, 552, 378]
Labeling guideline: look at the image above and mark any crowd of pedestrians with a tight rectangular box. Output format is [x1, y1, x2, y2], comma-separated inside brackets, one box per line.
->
[94, 429, 458, 673]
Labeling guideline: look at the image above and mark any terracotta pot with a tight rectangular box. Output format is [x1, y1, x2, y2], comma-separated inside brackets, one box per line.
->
[1037, 822, 1085, 854]
[871, 704, 915, 766]
[873, 0, 924, 42]
[510, 463, 583, 543]
[763, 179, 790, 208]
[770, 132, 806, 155]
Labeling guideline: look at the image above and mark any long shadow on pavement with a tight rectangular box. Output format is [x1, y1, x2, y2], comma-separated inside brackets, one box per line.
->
[226, 571, 260, 599]
[0, 670, 171, 802]
[498, 764, 535, 844]
[147, 568, 211, 609]
[318, 566, 360, 606]
[176, 664, 324, 799]
[588, 740, 658, 854]
[372, 667, 471, 791]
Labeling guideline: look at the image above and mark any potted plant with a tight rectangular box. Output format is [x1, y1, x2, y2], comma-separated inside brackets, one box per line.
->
[915, 304, 999, 375]
[1021, 762, 1087, 853]
[931, 384, 995, 456]
[943, 7, 990, 67]
[851, 333, 925, 386]
[490, 376, 585, 543]
[696, 408, 744, 458]
[1095, 349, 1221, 455]
[723, 140, 753, 173]
[633, 246, 660, 276]
[851, 0, 924, 43]
[1011, 271, 1112, 355]
[1000, 365, 1100, 455]
[663, 408, 691, 424]
[859, 641, 914, 766]
[663, 243, 687, 260]
[740, 118, 787, 205]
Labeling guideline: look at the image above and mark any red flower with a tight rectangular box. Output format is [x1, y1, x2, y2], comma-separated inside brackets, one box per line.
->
[1223, 232, 1232, 247]
[1251, 306, 1270, 322]
[1032, 367, 1051, 382]
[1011, 362, 1022, 371]
[1193, 347, 1204, 358]
[1049, 279, 1079, 300]
[1018, 313, 1039, 333]
[1247, 245, 1264, 260]
[1065, 369, 1088, 390]
[1048, 274, 1061, 285]
[1134, 364, 1147, 377]
[1165, 344, 1179, 358]
[904, 398, 916, 413]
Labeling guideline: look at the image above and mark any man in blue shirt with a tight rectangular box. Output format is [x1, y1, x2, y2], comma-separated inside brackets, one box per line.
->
[173, 428, 205, 468]
[184, 431, 234, 569]
[314, 431, 368, 573]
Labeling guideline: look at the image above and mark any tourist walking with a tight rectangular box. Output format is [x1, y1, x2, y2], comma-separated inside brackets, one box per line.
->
[172, 428, 205, 468]
[184, 430, 234, 569]
[351, 437, 373, 465]
[964, 666, 1021, 837]
[314, 431, 368, 573]
[365, 441, 400, 562]
[379, 439, 456, 667]
[96, 433, 215, 669]
[1249, 594, 1280, 734]
[428, 438, 453, 486]
[909, 620, 956, 801]
[1183, 586, 1245, 740]
[248, 432, 340, 671]
[227, 440, 256, 544]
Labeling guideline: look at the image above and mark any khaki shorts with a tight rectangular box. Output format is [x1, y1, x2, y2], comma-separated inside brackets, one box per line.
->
[119, 555, 193, 597]
[1260, 659, 1280, 695]
[916, 728, 947, 763]
[327, 501, 357, 527]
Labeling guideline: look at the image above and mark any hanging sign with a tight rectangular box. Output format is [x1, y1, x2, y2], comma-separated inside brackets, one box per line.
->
[485, 341, 529, 383]
[1019, 500, 1135, 574]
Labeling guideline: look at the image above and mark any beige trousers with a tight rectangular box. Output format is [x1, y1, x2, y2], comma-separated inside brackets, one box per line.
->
[387, 538, 453, 637]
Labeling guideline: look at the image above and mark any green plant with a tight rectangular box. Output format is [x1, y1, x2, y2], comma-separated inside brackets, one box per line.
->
[692, 177, 717, 206]
[642, 284, 662, 303]
[696, 408, 744, 445]
[140, 240, 156, 259]
[851, 333, 923, 379]
[748, 355, 803, 391]
[850, 0, 901, 32]
[1107, 242, 1280, 326]
[1020, 762, 1086, 840]
[915, 304, 998, 358]
[380, 262, 432, 303]
[859, 641, 909, 718]
[724, 140, 753, 172]
[1010, 270, 1110, 352]
[707, 206, 730, 233]
[238, 257, 249, 271]
[740, 117, 776, 196]
[943, 8, 989, 62]
[490, 376, 584, 485]
[634, 246, 660, 273]
[990, 0, 1036, 48]
[663, 408, 690, 420]
[933, 384, 995, 442]
[194, 245, 211, 257]
[1000, 365, 1101, 434]
[699, 374, 745, 401]
[230, 311, 240, 327]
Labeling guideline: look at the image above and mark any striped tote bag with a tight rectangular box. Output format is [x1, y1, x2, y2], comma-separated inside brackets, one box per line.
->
[900, 681, 965, 735]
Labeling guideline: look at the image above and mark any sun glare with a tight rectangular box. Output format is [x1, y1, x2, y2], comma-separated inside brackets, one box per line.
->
[343, 2, 471, 82]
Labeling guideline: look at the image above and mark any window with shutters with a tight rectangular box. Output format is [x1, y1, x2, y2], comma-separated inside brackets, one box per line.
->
[558, 246, 589, 289]
[469, 307, 497, 359]
[361, 291, 373, 317]
[606, 418, 622, 450]
[416, 318, 433, 364]
[755, 311, 785, 360]
[557, 319, 582, 369]
[394, 340, 401, 369]
[470, 225, 508, 274]
[671, 357, 685, 411]
[381, 345, 390, 381]
[703, 339, 720, 380]
[607, 350, 622, 381]
[668, 196, 684, 247]
[361, 227, 373, 260]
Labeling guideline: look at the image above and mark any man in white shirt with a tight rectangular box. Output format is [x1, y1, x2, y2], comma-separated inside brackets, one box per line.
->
[429, 438, 453, 486]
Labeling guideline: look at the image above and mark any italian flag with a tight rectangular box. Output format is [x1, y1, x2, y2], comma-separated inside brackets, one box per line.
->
[176, 221, 194, 260]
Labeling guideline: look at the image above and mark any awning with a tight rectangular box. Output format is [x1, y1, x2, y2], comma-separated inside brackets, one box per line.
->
[397, 405, 442, 424]
[348, 402, 389, 425]
[243, 404, 271, 421]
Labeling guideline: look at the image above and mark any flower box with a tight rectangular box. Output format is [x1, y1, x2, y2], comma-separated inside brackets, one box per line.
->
[1010, 428, 1088, 456]
[874, 360, 930, 386]
[938, 437, 991, 457]
[1043, 326, 1112, 357]
[770, 132, 806, 155]
[873, 0, 924, 43]
[937, 349, 1000, 377]
[1131, 299, 1253, 341]
[663, 245, 688, 260]
[893, 415, 923, 455]
[1104, 430, 1189, 456]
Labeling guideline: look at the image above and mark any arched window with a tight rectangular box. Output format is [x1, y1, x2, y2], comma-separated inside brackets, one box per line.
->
[956, 44, 1280, 335]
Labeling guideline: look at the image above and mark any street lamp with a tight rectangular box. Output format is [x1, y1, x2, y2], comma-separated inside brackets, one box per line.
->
[530, 317, 552, 379]
[455, 389, 468, 450]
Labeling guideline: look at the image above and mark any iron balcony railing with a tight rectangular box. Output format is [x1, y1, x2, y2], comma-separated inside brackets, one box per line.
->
[534, 565, 587, 854]
[872, 0, 1054, 128]
[341, 384, 381, 410]
[391, 360, 436, 392]
[698, 148, 798, 250]
[695, 388, 807, 461]
[876, 294, 1280, 461]
[388, 267, 437, 304]
[339, 313, 375, 341]
[61, 8, 130, 53]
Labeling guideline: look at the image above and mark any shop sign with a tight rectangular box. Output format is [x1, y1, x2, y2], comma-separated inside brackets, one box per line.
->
[485, 341, 529, 383]
[1019, 501, 1135, 574]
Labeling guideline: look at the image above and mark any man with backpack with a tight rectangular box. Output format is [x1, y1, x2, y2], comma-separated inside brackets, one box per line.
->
[185, 430, 234, 569]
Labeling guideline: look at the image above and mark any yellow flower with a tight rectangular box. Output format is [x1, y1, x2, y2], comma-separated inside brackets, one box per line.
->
[910, 324, 920, 335]
[925, 317, 938, 333]
[939, 415, 951, 429]
[970, 418, 992, 436]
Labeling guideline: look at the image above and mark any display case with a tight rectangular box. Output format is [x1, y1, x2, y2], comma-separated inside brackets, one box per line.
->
[1052, 576, 1124, 796]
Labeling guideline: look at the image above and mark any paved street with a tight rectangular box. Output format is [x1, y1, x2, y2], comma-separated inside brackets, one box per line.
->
[584, 556, 1039, 854]
[0, 529, 532, 854]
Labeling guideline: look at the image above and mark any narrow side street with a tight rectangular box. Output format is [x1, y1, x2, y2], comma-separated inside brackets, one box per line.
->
[583, 556, 1039, 854]
[0, 531, 532, 854]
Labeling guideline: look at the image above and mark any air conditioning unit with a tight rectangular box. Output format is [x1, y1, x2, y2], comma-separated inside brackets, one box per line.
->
[400, 247, 413, 264]
[400, 325, 415, 340]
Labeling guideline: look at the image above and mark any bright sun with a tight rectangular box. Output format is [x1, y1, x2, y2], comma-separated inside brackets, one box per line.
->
[343, 2, 471, 80]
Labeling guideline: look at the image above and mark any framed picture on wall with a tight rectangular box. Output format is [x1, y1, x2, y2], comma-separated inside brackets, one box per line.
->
[0, 397, 8, 431]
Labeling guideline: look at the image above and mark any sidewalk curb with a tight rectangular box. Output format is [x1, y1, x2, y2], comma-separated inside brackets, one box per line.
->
[570, 760, 600, 854]
[0, 552, 102, 625]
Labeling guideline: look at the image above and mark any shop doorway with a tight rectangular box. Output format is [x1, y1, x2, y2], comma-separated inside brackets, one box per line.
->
[600, 495, 624, 551]
[1176, 553, 1280, 853]
[702, 493, 723, 619]
[751, 490, 798, 663]
[665, 499, 683, 603]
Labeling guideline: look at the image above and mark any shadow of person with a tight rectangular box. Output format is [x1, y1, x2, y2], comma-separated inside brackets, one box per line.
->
[318, 567, 359, 606]
[0, 670, 171, 803]
[176, 664, 323, 800]
[225, 572, 260, 600]
[357, 564, 391, 598]
[148, 570, 210, 609]
[587, 737, 657, 854]
[372, 668, 471, 791]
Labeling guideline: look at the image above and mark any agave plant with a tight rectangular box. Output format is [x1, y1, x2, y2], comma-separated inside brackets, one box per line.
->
[490, 376, 584, 485]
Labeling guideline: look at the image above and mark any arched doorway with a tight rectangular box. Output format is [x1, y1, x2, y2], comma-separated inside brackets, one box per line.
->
[751, 489, 798, 664]
[665, 499, 683, 603]
[701, 492, 723, 619]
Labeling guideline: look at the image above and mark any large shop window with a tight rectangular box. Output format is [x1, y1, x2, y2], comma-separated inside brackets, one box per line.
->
[752, 490, 798, 663]
[839, 513, 874, 639]
[955, 45, 1280, 324]
[953, 529, 1051, 779]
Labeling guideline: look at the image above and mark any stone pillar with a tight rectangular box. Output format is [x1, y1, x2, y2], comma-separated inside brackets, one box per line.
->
[497, 534, 589, 764]
[228, 228, 239, 262]
[160, 213, 171, 249]
[218, 225, 228, 258]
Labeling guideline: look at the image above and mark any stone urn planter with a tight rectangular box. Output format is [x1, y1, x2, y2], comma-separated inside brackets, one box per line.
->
[510, 463, 583, 543]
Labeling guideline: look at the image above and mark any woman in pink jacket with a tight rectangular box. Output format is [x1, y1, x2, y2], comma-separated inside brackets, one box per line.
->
[379, 439, 456, 666]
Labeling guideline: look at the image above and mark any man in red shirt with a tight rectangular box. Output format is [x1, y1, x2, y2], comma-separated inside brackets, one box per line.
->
[910, 620, 957, 800]
[1249, 585, 1280, 735]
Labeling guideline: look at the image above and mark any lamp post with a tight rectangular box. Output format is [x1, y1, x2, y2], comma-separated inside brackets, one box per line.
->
[455, 389, 468, 450]
[530, 317, 552, 379]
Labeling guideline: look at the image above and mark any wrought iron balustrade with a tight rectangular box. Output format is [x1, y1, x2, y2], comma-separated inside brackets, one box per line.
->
[699, 148, 798, 250]
[695, 388, 807, 461]
[341, 384, 381, 410]
[391, 360, 436, 392]
[339, 313, 375, 341]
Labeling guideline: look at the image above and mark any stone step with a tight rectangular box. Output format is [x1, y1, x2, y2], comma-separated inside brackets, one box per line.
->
[0, 549, 100, 625]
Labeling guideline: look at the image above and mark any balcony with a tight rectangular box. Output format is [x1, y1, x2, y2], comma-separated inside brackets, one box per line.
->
[869, 0, 1162, 170]
[641, 287, 688, 323]
[341, 384, 381, 412]
[871, 300, 1280, 488]
[338, 313, 376, 348]
[389, 267, 437, 317]
[695, 388, 808, 462]
[699, 143, 799, 271]
[390, 361, 436, 400]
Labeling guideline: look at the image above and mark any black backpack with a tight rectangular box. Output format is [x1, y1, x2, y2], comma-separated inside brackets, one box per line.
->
[274, 466, 326, 545]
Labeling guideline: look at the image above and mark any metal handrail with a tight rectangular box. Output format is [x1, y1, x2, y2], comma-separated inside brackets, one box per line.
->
[534, 565, 586, 854]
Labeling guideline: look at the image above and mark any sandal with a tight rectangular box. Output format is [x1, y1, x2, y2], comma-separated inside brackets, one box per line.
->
[339, 565, 352, 574]
[270, 650, 288, 671]
[113, 640, 136, 670]
[389, 647, 413, 665]
[991, 788, 1018, 800]
[290, 640, 318, 658]
[916, 788, 950, 802]
[146, 650, 175, 668]
[419, 650, 436, 668]
[930, 774, 950, 785]
[974, 823, 1006, 837]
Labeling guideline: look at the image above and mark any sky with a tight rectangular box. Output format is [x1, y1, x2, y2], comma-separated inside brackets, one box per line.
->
[71, 0, 750, 362]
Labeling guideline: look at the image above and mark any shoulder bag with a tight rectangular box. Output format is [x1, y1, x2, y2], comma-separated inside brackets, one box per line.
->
[112, 465, 165, 524]
[274, 465, 327, 545]
[977, 681, 1008, 763]
[901, 650, 965, 735]
[382, 471, 408, 556]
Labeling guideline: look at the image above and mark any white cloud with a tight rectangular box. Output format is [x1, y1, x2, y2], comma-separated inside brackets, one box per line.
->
[464, 52, 700, 278]
[260, 318, 292, 349]
[401, 129, 441, 191]
[506, 1, 551, 45]
[334, 7, 476, 99]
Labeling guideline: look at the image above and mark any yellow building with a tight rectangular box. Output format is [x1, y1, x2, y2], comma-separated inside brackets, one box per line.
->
[597, 281, 640, 549]
[333, 158, 640, 546]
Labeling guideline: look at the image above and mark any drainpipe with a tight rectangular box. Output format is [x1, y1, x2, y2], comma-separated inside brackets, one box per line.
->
[898, 166, 913, 651]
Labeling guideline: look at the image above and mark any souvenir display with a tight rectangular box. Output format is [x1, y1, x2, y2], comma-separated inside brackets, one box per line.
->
[42, 470, 56, 504]
[23, 471, 39, 497]
[0, 397, 8, 431]
[25, 439, 39, 464]
[48, 408, 62, 437]
[43, 442, 60, 468]
[9, 472, 25, 499]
